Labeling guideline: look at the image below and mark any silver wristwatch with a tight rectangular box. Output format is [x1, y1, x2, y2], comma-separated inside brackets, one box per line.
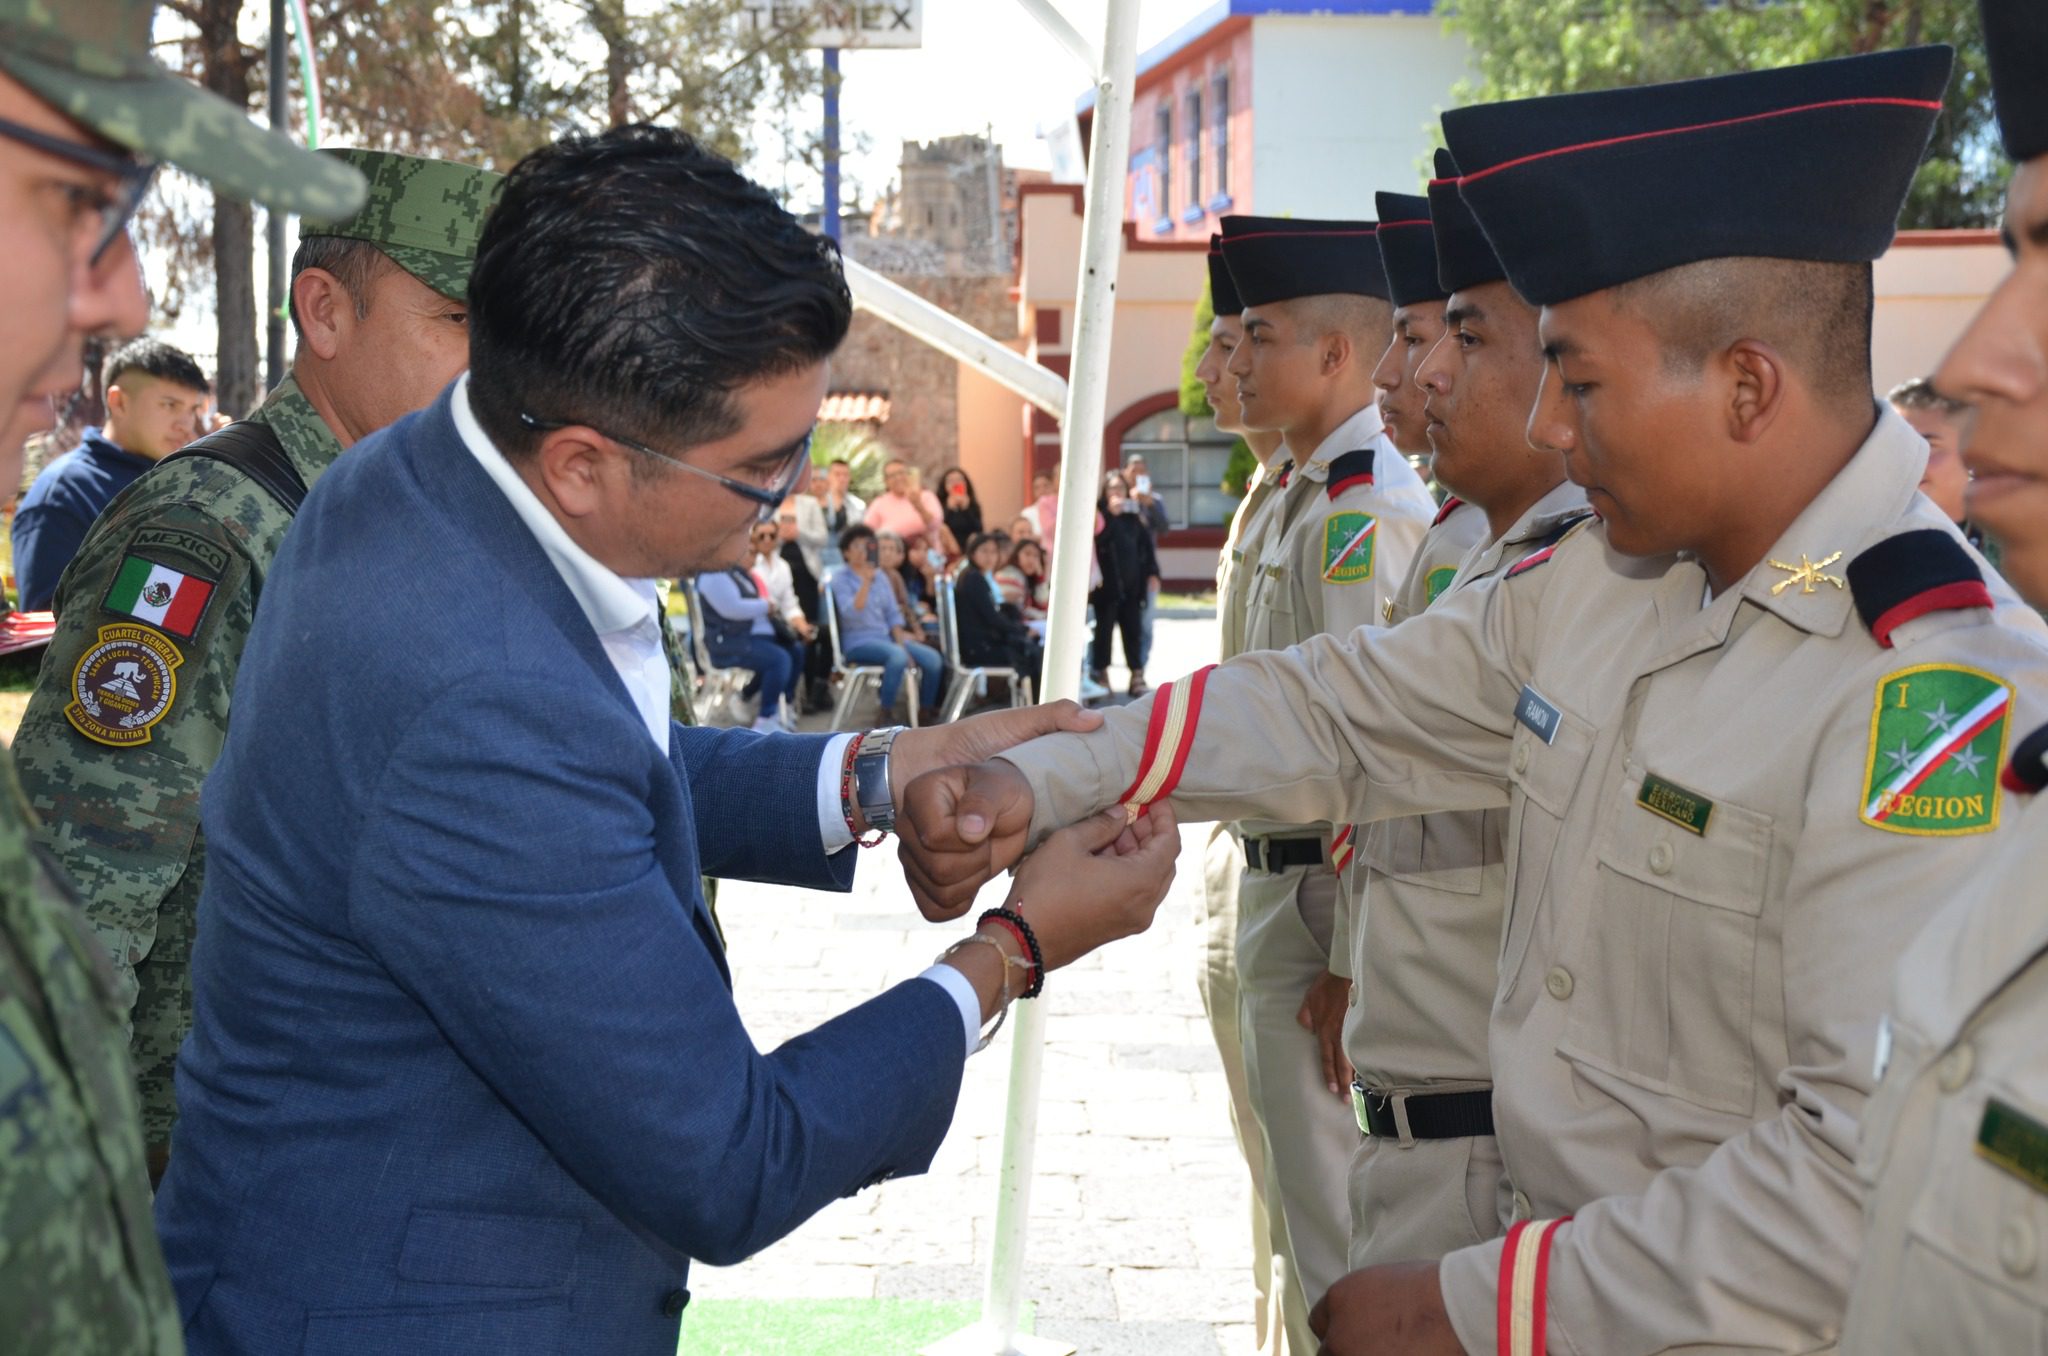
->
[854, 725, 908, 836]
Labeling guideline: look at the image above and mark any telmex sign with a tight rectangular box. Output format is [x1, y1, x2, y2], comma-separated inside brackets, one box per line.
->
[737, 0, 924, 49]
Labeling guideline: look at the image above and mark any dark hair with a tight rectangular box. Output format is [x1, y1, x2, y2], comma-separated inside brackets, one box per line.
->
[838, 522, 878, 555]
[467, 124, 852, 458]
[829, 457, 851, 469]
[103, 338, 209, 395]
[1887, 377, 1969, 417]
[941, 465, 979, 506]
[965, 530, 1001, 559]
[1010, 537, 1046, 573]
[287, 235, 393, 337]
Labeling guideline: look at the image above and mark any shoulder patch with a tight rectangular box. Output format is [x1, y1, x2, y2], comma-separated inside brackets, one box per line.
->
[101, 550, 219, 640]
[64, 623, 184, 748]
[1322, 511, 1377, 584]
[1505, 511, 1598, 580]
[1861, 663, 2012, 836]
[2002, 722, 2048, 795]
[1432, 495, 1466, 529]
[1326, 449, 1375, 501]
[1847, 529, 1992, 649]
[1424, 565, 1458, 606]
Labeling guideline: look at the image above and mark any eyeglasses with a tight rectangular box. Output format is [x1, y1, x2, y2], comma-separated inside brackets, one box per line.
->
[518, 413, 813, 524]
[0, 116, 158, 265]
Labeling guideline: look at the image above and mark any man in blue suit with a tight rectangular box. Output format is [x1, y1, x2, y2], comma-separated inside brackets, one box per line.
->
[154, 125, 1181, 1355]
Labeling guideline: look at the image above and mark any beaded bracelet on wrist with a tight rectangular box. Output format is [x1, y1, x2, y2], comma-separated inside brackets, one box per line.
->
[839, 732, 887, 848]
[979, 906, 1045, 999]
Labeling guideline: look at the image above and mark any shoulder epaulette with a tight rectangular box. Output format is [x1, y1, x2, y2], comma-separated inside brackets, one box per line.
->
[1432, 495, 1466, 528]
[1326, 449, 1375, 500]
[1846, 529, 1993, 649]
[2002, 723, 2048, 795]
[1505, 511, 1598, 580]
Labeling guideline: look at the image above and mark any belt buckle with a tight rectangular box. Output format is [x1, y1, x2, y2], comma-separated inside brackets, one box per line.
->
[1351, 1083, 1410, 1143]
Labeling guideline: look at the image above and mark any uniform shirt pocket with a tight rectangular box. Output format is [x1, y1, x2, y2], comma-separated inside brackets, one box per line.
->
[1897, 1079, 2048, 1349]
[1561, 766, 1773, 1116]
[1500, 702, 1596, 991]
[1361, 810, 1490, 896]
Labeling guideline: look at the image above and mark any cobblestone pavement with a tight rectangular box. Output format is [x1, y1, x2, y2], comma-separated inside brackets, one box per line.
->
[692, 617, 1265, 1355]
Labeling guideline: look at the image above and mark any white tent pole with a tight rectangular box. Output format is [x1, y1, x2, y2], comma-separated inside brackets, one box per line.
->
[844, 259, 1069, 419]
[1011, 0, 1100, 76]
[977, 0, 1141, 1351]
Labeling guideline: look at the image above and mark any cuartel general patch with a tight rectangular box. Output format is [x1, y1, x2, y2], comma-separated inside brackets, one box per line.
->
[1322, 512, 1377, 584]
[64, 623, 183, 748]
[1861, 663, 2012, 835]
[102, 551, 217, 640]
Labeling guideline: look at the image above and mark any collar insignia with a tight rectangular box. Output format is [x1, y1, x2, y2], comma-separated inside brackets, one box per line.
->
[1768, 551, 1846, 596]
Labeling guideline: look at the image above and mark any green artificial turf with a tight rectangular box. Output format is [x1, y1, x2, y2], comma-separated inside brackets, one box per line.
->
[678, 1298, 1027, 1355]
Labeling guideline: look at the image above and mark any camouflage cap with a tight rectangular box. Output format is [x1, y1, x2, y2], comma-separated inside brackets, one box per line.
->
[0, 0, 363, 218]
[300, 149, 501, 301]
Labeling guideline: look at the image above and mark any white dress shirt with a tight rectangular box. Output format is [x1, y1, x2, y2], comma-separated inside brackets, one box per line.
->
[451, 377, 980, 1051]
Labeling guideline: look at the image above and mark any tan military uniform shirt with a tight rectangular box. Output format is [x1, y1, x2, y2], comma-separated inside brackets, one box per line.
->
[1240, 404, 1433, 978]
[1839, 768, 2048, 1352]
[1003, 408, 2048, 1352]
[1344, 482, 1586, 1269]
[1219, 456, 1288, 663]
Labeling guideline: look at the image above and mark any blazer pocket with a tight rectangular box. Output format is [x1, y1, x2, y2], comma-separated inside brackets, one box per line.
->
[301, 1297, 570, 1356]
[1560, 767, 1773, 1116]
[396, 1208, 582, 1289]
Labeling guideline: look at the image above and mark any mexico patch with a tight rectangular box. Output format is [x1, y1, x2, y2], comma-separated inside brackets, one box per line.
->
[1861, 663, 2012, 836]
[64, 623, 183, 748]
[1322, 512, 1377, 584]
[1424, 566, 1458, 607]
[103, 553, 216, 640]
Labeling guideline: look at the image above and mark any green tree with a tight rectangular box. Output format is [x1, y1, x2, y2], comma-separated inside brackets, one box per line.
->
[1179, 273, 1214, 419]
[1439, 0, 2006, 228]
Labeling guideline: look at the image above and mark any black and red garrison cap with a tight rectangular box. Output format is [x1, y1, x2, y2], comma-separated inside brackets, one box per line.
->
[1218, 214, 1388, 308]
[1440, 45, 1954, 306]
[1206, 233, 1243, 318]
[1374, 191, 1447, 307]
[1981, 0, 2048, 161]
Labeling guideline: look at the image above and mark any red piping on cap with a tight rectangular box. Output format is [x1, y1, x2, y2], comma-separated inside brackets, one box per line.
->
[1378, 218, 1432, 229]
[1457, 96, 1945, 187]
[1224, 228, 1378, 243]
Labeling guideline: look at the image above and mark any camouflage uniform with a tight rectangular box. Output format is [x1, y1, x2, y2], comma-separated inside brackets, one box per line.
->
[10, 150, 499, 1161]
[0, 0, 364, 1348]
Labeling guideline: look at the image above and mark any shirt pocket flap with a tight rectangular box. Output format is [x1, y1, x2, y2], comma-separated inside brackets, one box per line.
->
[1598, 769, 1772, 916]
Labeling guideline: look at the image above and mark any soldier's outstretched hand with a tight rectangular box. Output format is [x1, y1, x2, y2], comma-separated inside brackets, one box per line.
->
[897, 759, 1039, 920]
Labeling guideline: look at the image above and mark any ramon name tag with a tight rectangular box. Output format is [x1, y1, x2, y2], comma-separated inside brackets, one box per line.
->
[1514, 685, 1561, 745]
[1637, 772, 1714, 835]
[1978, 1097, 2048, 1196]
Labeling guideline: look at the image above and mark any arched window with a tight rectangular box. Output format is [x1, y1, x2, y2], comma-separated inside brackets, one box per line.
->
[1116, 404, 1237, 529]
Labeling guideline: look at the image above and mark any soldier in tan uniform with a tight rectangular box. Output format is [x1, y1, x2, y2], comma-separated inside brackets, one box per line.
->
[0, 0, 364, 1347]
[1842, 3, 2048, 1347]
[11, 149, 500, 1174]
[1191, 231, 1290, 1353]
[902, 46, 2048, 1356]
[1215, 212, 1437, 1348]
[1337, 169, 1588, 1271]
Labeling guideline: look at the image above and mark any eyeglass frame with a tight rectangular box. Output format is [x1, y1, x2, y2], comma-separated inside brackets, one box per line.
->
[517, 412, 813, 524]
[0, 115, 158, 265]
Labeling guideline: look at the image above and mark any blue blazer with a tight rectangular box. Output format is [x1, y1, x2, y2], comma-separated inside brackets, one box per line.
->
[155, 388, 966, 1354]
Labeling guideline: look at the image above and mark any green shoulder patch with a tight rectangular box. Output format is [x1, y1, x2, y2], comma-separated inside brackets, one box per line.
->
[64, 624, 183, 748]
[1321, 512, 1377, 585]
[1861, 663, 2012, 836]
[1424, 565, 1458, 607]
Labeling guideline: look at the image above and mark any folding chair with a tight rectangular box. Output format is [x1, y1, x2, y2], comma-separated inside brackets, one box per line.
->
[823, 572, 921, 730]
[937, 577, 1033, 722]
[684, 577, 758, 728]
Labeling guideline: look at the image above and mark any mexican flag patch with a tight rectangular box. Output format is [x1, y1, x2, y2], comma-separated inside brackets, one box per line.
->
[1322, 512, 1377, 584]
[1861, 663, 2012, 836]
[103, 555, 216, 640]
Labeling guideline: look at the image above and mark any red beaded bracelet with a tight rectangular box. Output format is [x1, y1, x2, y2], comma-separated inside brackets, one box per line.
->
[839, 732, 887, 848]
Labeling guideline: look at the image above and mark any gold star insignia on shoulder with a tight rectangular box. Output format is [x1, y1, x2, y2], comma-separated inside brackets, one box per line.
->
[1768, 551, 1846, 596]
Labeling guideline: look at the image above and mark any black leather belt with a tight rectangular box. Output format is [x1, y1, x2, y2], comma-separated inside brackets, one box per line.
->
[1352, 1083, 1496, 1140]
[1243, 835, 1326, 873]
